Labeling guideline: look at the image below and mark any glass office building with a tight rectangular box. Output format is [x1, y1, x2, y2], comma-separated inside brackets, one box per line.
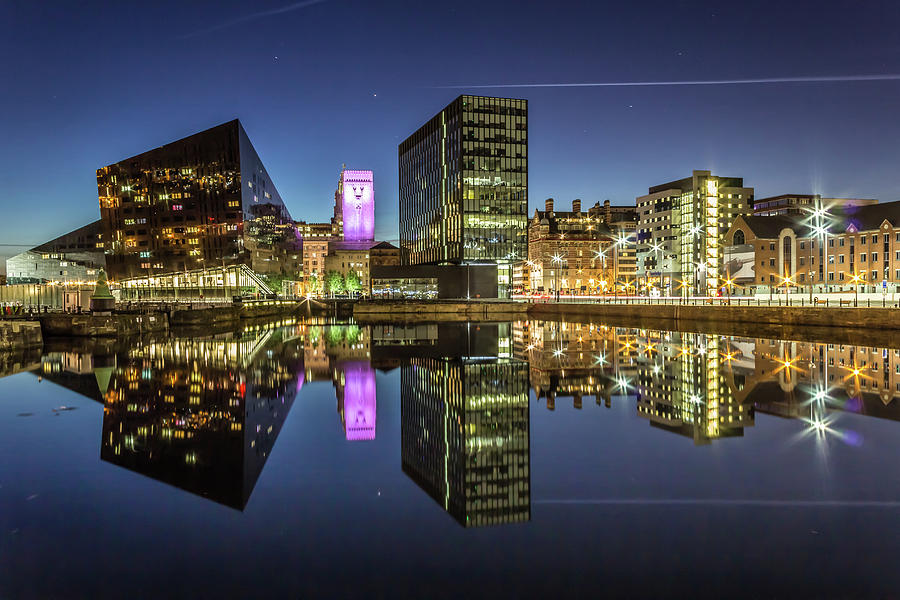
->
[401, 355, 531, 528]
[97, 119, 296, 280]
[399, 95, 527, 294]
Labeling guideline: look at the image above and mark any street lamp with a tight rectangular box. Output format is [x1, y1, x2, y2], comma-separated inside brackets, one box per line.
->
[551, 253, 563, 301]
[614, 232, 633, 299]
[778, 274, 794, 305]
[850, 273, 863, 307]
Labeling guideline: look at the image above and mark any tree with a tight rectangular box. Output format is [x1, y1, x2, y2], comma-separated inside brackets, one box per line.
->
[307, 273, 320, 296]
[325, 270, 345, 296]
[345, 270, 362, 295]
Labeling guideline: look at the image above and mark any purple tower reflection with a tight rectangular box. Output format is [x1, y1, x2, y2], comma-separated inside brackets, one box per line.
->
[339, 361, 376, 441]
[341, 170, 374, 242]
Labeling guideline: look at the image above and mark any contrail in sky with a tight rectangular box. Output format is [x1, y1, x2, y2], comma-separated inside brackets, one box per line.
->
[438, 74, 900, 89]
[179, 0, 329, 38]
[535, 498, 900, 508]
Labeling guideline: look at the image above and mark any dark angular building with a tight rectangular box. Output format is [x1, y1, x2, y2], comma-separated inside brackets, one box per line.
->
[399, 95, 527, 294]
[97, 119, 296, 280]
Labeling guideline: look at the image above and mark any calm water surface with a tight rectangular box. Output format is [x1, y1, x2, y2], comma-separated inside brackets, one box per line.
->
[1, 319, 899, 598]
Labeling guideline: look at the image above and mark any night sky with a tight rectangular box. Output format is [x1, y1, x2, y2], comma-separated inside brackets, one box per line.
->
[2, 0, 899, 263]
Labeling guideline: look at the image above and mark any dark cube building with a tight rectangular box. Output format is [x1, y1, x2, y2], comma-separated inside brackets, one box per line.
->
[399, 95, 527, 294]
[97, 119, 296, 280]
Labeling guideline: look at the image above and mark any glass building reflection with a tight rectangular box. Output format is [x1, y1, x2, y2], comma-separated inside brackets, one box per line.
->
[396, 324, 531, 527]
[37, 321, 306, 510]
[635, 331, 755, 445]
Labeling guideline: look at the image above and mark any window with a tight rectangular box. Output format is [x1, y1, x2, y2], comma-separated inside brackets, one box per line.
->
[769, 258, 775, 266]
[861, 236, 867, 245]
[769, 243, 775, 251]
[838, 238, 843, 247]
[733, 230, 745, 245]
[872, 253, 878, 262]
[872, 235, 878, 243]
[861, 254, 867, 262]
[839, 255, 845, 264]
[800, 241, 805, 250]
[839, 272, 844, 281]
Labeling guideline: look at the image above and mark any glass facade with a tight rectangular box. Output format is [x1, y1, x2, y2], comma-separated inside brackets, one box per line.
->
[401, 356, 531, 527]
[399, 95, 527, 289]
[97, 120, 296, 281]
[6, 220, 105, 284]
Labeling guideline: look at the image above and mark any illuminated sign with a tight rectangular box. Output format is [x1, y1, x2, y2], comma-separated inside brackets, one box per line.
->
[341, 170, 375, 242]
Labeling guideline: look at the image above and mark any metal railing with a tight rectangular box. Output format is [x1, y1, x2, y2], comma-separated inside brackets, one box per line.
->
[512, 293, 900, 308]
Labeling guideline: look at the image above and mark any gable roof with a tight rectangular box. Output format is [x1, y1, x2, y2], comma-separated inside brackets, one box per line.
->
[833, 200, 900, 232]
[737, 215, 810, 239]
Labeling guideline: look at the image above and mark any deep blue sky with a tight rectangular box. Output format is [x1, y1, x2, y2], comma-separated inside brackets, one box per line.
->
[2, 0, 899, 257]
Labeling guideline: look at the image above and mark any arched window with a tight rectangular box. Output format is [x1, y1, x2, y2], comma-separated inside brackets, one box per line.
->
[733, 230, 745, 245]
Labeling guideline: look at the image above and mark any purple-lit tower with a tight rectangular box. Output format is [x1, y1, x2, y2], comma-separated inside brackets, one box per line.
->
[340, 169, 375, 242]
[340, 361, 377, 441]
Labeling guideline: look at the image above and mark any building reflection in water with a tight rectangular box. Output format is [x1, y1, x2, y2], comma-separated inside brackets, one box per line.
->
[38, 320, 307, 510]
[514, 320, 636, 410]
[513, 318, 900, 445]
[634, 330, 755, 445]
[31, 318, 900, 517]
[301, 323, 378, 441]
[392, 323, 531, 527]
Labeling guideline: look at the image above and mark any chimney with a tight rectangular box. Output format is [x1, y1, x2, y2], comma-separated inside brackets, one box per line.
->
[572, 199, 581, 214]
[545, 198, 554, 213]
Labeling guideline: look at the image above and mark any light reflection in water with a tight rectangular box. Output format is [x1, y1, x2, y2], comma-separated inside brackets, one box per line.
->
[28, 319, 900, 521]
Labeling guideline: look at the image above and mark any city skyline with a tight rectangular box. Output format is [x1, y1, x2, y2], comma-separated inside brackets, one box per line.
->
[2, 0, 900, 268]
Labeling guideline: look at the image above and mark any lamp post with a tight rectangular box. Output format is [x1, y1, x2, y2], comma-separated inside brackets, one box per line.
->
[593, 247, 607, 297]
[850, 273, 862, 307]
[651, 242, 663, 299]
[614, 231, 632, 301]
[781, 275, 794, 305]
[551, 253, 563, 301]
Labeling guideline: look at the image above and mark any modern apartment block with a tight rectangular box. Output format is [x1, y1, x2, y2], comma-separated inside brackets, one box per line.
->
[399, 95, 527, 295]
[636, 170, 753, 296]
[96, 119, 297, 280]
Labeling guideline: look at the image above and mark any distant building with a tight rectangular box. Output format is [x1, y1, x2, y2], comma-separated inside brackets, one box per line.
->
[324, 241, 400, 295]
[525, 198, 616, 295]
[6, 220, 105, 284]
[97, 119, 297, 280]
[636, 170, 753, 296]
[399, 95, 527, 296]
[753, 194, 877, 216]
[724, 200, 900, 294]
